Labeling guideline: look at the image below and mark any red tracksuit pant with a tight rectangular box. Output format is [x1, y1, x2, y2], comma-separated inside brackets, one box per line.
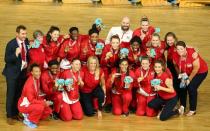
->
[136, 93, 157, 117]
[112, 91, 132, 115]
[47, 92, 63, 113]
[59, 101, 83, 121]
[19, 103, 52, 124]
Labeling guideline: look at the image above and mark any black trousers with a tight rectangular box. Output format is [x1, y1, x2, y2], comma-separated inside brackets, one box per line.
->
[148, 96, 178, 121]
[179, 72, 208, 111]
[80, 86, 105, 116]
[6, 70, 27, 118]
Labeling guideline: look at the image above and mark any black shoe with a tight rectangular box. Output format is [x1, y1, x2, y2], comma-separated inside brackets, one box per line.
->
[129, 107, 136, 114]
[103, 104, 112, 113]
[51, 112, 59, 120]
[123, 112, 129, 117]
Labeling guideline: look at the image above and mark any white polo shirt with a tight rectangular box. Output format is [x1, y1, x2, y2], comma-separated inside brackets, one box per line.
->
[105, 26, 133, 44]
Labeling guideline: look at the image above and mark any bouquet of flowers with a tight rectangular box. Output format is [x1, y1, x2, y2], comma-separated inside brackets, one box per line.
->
[150, 48, 156, 58]
[95, 42, 104, 55]
[178, 73, 189, 88]
[56, 79, 65, 91]
[120, 48, 129, 59]
[65, 78, 74, 91]
[124, 76, 133, 89]
[27, 39, 40, 49]
[155, 27, 161, 33]
[95, 18, 105, 29]
[151, 79, 161, 87]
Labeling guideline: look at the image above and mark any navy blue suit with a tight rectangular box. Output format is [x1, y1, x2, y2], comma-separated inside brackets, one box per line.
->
[2, 38, 29, 118]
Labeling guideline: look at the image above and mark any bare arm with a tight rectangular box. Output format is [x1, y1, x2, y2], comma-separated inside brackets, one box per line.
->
[173, 60, 180, 74]
[155, 78, 175, 93]
[189, 58, 200, 81]
[100, 73, 106, 94]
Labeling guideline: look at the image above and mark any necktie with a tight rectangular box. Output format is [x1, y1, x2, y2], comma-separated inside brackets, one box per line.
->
[21, 42, 26, 61]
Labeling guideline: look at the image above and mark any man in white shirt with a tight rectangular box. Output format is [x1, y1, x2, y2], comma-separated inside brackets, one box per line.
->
[105, 16, 133, 44]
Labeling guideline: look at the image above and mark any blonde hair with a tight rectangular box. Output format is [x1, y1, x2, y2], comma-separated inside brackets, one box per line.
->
[87, 56, 100, 79]
[146, 33, 161, 47]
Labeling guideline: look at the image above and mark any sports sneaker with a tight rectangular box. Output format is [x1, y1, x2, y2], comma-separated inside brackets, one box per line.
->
[186, 111, 196, 117]
[23, 119, 37, 128]
[178, 106, 185, 115]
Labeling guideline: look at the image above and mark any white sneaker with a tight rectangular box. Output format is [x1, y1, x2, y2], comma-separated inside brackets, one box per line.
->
[178, 106, 185, 115]
[157, 111, 162, 119]
[186, 111, 196, 117]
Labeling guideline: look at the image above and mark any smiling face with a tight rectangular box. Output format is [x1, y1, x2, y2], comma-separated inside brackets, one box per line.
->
[132, 41, 140, 52]
[141, 59, 150, 70]
[151, 36, 160, 47]
[16, 29, 27, 41]
[154, 63, 163, 75]
[121, 17, 130, 31]
[49, 64, 59, 75]
[166, 35, 175, 47]
[176, 45, 186, 57]
[90, 33, 99, 45]
[141, 21, 149, 33]
[50, 30, 60, 42]
[111, 38, 120, 50]
[120, 60, 128, 73]
[70, 30, 78, 41]
[71, 60, 81, 72]
[88, 58, 97, 71]
[36, 34, 43, 44]
[31, 66, 41, 79]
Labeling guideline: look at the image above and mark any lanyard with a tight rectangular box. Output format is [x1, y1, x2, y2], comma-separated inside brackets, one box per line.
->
[69, 70, 81, 83]
[48, 71, 58, 81]
[88, 40, 95, 51]
[110, 47, 119, 55]
[33, 77, 39, 97]
[68, 39, 77, 47]
[131, 48, 141, 61]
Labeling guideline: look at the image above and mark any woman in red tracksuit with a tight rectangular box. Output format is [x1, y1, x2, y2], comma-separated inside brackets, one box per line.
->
[100, 35, 121, 106]
[127, 36, 145, 111]
[135, 56, 157, 116]
[58, 27, 81, 62]
[173, 41, 208, 116]
[148, 60, 179, 121]
[80, 56, 106, 119]
[28, 30, 47, 71]
[41, 60, 63, 120]
[146, 33, 166, 66]
[43, 26, 64, 62]
[107, 58, 135, 116]
[18, 64, 52, 128]
[128, 36, 146, 70]
[132, 16, 155, 53]
[79, 28, 105, 64]
[59, 59, 84, 121]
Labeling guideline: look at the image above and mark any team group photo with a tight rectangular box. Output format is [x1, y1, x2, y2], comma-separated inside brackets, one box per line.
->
[0, 0, 210, 130]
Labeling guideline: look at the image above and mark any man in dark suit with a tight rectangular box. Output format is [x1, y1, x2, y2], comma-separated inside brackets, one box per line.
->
[2, 25, 29, 125]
